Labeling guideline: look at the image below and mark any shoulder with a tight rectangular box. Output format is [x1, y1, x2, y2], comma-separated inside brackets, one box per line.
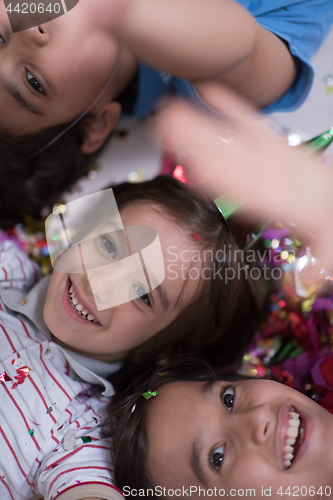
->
[0, 240, 41, 291]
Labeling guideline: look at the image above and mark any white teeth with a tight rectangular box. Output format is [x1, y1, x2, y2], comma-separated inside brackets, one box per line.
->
[288, 418, 300, 428]
[283, 411, 301, 469]
[286, 427, 298, 438]
[299, 428, 304, 443]
[69, 286, 74, 293]
[68, 286, 97, 323]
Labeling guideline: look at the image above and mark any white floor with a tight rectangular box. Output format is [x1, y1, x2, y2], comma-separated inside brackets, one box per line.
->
[65, 26, 333, 202]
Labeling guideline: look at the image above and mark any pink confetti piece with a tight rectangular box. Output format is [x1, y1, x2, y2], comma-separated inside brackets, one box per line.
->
[28, 418, 41, 426]
[193, 233, 201, 241]
[12, 366, 29, 389]
[0, 371, 12, 383]
[173, 165, 187, 183]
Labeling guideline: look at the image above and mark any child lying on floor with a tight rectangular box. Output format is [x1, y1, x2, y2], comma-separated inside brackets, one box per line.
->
[1, 0, 332, 225]
[111, 358, 333, 500]
[0, 176, 260, 500]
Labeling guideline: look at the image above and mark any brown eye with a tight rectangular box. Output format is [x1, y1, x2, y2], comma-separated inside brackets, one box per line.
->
[211, 445, 225, 471]
[133, 284, 151, 307]
[26, 71, 45, 94]
[221, 385, 235, 411]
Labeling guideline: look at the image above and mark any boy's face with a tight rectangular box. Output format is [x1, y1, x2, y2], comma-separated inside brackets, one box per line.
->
[0, 0, 133, 135]
[43, 203, 200, 362]
[146, 379, 333, 500]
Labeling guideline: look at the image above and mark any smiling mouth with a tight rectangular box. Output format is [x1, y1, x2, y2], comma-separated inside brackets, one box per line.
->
[68, 280, 99, 323]
[283, 409, 305, 469]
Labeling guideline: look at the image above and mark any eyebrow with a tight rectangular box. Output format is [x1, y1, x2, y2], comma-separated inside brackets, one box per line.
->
[175, 260, 195, 308]
[154, 283, 170, 310]
[191, 436, 208, 486]
[202, 379, 217, 396]
[3, 79, 44, 116]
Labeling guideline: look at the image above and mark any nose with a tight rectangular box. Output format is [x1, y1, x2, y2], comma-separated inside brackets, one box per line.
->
[18, 25, 49, 46]
[235, 403, 272, 446]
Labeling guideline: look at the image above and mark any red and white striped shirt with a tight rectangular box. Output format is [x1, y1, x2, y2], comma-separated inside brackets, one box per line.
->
[0, 241, 123, 500]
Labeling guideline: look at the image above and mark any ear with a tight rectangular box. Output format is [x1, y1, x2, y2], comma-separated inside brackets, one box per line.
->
[80, 101, 122, 155]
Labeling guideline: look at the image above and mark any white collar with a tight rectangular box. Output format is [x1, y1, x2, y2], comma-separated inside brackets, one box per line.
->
[1, 276, 122, 397]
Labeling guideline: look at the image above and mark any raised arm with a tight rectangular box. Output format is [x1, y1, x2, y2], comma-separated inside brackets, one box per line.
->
[109, 0, 297, 108]
[156, 83, 333, 268]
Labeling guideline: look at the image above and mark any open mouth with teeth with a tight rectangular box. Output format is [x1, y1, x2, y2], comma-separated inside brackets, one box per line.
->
[283, 409, 305, 469]
[68, 281, 99, 323]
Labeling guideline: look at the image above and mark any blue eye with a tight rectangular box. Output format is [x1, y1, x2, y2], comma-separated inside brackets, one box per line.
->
[0, 34, 5, 44]
[221, 384, 235, 411]
[26, 70, 44, 94]
[133, 284, 151, 307]
[210, 445, 225, 471]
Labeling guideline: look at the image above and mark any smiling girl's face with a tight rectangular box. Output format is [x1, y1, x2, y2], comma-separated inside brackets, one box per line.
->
[146, 378, 333, 500]
[43, 203, 199, 362]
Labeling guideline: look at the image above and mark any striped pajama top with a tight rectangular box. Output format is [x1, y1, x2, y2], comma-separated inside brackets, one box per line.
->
[0, 241, 123, 500]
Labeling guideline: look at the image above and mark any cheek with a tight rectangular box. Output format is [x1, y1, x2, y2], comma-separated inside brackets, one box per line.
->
[226, 456, 272, 491]
[227, 458, 331, 500]
[43, 273, 64, 322]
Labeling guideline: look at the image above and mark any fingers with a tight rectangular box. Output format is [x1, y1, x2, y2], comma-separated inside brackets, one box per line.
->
[193, 81, 257, 120]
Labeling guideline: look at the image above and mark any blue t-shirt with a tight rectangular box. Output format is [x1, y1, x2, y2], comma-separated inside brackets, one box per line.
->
[128, 0, 333, 116]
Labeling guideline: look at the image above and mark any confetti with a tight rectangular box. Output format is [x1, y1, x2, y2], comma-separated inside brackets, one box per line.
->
[64, 429, 77, 450]
[28, 429, 34, 437]
[172, 165, 187, 184]
[46, 406, 53, 413]
[131, 404, 137, 413]
[80, 436, 92, 443]
[157, 372, 169, 376]
[142, 390, 159, 400]
[193, 233, 201, 241]
[12, 366, 30, 389]
[28, 419, 41, 426]
[0, 371, 12, 383]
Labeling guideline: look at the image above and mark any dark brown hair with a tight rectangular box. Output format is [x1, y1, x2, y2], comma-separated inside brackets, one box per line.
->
[108, 357, 240, 498]
[0, 118, 97, 228]
[110, 176, 262, 391]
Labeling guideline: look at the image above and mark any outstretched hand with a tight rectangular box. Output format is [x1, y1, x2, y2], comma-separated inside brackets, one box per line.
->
[156, 83, 333, 269]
